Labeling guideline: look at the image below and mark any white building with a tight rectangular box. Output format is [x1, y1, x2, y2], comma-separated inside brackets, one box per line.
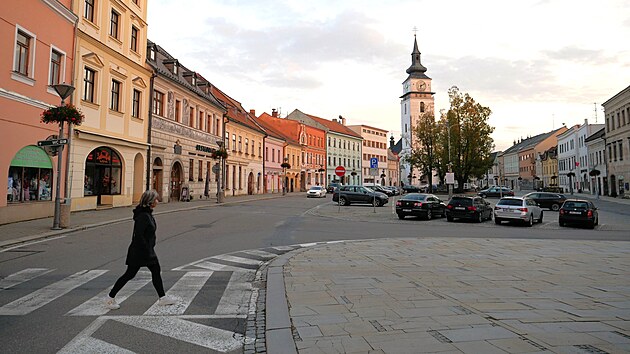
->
[585, 127, 607, 196]
[603, 85, 630, 197]
[557, 125, 579, 193]
[576, 120, 604, 192]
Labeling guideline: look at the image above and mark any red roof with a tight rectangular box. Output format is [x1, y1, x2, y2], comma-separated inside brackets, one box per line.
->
[256, 113, 301, 145]
[305, 114, 362, 139]
[209, 86, 265, 134]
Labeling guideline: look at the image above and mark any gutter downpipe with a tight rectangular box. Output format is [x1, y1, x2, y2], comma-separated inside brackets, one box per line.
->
[146, 71, 157, 191]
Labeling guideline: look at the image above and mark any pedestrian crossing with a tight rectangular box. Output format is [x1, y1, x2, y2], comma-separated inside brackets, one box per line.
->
[1, 242, 339, 352]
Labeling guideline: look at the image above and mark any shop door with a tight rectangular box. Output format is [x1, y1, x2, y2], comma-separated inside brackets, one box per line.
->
[248, 172, 254, 195]
[170, 162, 182, 202]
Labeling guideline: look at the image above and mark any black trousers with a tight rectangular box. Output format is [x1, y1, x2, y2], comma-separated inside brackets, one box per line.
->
[109, 263, 165, 298]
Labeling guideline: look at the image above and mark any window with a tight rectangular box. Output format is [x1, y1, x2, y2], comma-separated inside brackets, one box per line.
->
[620, 141, 624, 161]
[175, 100, 181, 122]
[189, 159, 194, 181]
[14, 31, 31, 76]
[225, 131, 229, 150]
[238, 136, 242, 152]
[271, 148, 275, 162]
[110, 10, 119, 39]
[198, 160, 203, 181]
[232, 134, 236, 151]
[420, 102, 425, 113]
[265, 147, 269, 161]
[152, 91, 164, 116]
[131, 26, 138, 52]
[83, 67, 96, 103]
[49, 50, 63, 85]
[84, 0, 95, 22]
[189, 107, 194, 127]
[245, 138, 249, 155]
[132, 89, 141, 118]
[110, 79, 121, 111]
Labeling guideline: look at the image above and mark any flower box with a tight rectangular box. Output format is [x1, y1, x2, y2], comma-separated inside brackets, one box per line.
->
[41, 104, 84, 126]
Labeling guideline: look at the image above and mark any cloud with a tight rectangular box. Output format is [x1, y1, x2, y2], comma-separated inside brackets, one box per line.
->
[543, 46, 612, 64]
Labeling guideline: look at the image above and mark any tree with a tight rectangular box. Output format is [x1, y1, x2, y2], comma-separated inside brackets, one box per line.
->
[437, 86, 494, 192]
[403, 110, 442, 192]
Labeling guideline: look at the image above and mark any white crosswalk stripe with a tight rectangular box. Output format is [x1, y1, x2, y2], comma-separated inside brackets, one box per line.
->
[66, 271, 153, 317]
[144, 271, 213, 316]
[239, 249, 278, 259]
[0, 268, 53, 291]
[0, 270, 107, 315]
[212, 254, 263, 266]
[215, 271, 252, 315]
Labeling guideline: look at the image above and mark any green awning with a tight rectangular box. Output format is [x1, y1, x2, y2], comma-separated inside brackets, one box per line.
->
[10, 146, 53, 169]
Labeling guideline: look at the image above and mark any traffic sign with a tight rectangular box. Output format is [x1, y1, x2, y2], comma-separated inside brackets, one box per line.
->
[370, 157, 378, 169]
[38, 139, 68, 147]
[335, 165, 346, 177]
[369, 168, 379, 176]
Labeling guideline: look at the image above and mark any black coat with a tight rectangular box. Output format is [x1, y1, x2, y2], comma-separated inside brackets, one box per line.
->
[125, 206, 159, 267]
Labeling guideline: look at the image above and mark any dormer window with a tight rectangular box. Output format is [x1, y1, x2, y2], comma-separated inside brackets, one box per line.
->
[191, 75, 196, 85]
[148, 44, 156, 61]
[173, 63, 178, 75]
[182, 71, 197, 86]
[163, 59, 179, 75]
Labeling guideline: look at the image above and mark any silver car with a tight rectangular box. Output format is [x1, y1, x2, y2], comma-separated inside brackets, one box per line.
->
[494, 197, 543, 226]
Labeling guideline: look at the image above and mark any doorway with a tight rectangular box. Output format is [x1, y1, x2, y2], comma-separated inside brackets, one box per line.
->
[248, 172, 254, 195]
[152, 157, 163, 200]
[170, 161, 182, 202]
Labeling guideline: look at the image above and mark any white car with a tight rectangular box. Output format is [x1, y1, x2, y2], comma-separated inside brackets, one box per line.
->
[494, 197, 543, 227]
[306, 186, 326, 198]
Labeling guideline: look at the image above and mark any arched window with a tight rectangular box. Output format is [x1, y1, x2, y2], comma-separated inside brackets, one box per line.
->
[420, 102, 425, 113]
[85, 146, 122, 196]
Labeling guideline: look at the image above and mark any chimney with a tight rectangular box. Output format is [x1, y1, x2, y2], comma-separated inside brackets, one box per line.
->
[271, 109, 278, 118]
[250, 109, 256, 116]
[332, 118, 338, 123]
[339, 115, 346, 126]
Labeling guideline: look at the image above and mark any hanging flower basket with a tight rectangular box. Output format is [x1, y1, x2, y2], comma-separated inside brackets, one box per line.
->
[281, 162, 291, 169]
[211, 148, 228, 160]
[41, 104, 84, 126]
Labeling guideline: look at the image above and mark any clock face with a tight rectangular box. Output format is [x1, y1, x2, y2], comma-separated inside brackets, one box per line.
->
[417, 81, 426, 91]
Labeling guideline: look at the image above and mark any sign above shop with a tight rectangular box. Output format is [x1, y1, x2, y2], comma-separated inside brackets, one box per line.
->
[37, 139, 68, 147]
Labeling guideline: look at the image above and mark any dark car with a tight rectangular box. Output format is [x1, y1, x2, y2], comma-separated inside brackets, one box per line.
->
[478, 186, 514, 198]
[332, 185, 388, 207]
[522, 192, 567, 211]
[401, 185, 422, 193]
[445, 196, 493, 223]
[395, 193, 446, 220]
[326, 182, 342, 194]
[368, 185, 394, 196]
[384, 186, 401, 195]
[559, 199, 599, 229]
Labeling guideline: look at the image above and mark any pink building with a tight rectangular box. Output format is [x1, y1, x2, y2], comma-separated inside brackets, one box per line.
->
[0, 0, 77, 224]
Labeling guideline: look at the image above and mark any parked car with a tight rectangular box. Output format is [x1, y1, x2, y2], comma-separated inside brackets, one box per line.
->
[445, 196, 493, 222]
[306, 186, 326, 198]
[395, 193, 446, 220]
[494, 197, 543, 226]
[326, 182, 342, 194]
[383, 186, 401, 195]
[478, 186, 514, 198]
[401, 185, 422, 193]
[559, 199, 599, 229]
[332, 185, 389, 206]
[368, 185, 394, 196]
[522, 192, 567, 211]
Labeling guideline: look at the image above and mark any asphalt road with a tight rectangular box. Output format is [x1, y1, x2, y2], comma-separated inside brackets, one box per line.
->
[1, 195, 628, 353]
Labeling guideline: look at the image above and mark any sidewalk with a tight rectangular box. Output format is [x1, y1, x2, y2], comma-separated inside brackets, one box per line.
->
[0, 192, 293, 249]
[268, 238, 630, 353]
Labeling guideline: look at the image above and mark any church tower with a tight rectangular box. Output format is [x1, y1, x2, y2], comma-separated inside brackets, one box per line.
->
[400, 34, 434, 186]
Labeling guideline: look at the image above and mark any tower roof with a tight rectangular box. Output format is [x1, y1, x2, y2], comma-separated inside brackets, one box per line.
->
[406, 35, 429, 80]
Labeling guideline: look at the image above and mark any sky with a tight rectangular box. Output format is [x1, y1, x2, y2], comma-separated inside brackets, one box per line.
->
[147, 0, 630, 151]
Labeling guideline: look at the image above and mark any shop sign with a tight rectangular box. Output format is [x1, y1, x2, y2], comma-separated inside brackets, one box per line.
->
[10, 146, 53, 169]
[195, 144, 215, 153]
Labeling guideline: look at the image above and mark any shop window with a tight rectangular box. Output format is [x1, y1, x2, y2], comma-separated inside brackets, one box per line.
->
[84, 147, 122, 196]
[7, 146, 53, 203]
[189, 159, 194, 181]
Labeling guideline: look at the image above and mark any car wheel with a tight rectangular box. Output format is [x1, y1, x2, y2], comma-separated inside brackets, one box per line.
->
[339, 197, 348, 206]
[551, 203, 560, 211]
[538, 211, 544, 223]
[559, 220, 565, 227]
[477, 212, 483, 223]
[487, 212, 493, 221]
[526, 215, 533, 227]
[495, 217, 501, 225]
[447, 215, 453, 222]
[373, 199, 380, 207]
[397, 213, 405, 220]
[426, 209, 432, 220]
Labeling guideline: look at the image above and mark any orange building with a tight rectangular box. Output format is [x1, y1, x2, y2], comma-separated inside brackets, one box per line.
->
[1, 0, 77, 224]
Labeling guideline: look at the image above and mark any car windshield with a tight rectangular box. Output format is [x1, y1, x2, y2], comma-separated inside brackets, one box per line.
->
[402, 193, 426, 201]
[364, 187, 374, 192]
[497, 199, 522, 206]
[564, 201, 588, 209]
[310, 186, 322, 191]
[449, 197, 472, 206]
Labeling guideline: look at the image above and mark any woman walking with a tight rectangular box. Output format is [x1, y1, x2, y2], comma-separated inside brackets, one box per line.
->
[105, 189, 175, 309]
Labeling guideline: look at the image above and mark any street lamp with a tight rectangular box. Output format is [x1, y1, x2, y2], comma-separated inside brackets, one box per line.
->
[567, 171, 576, 195]
[445, 120, 461, 200]
[281, 158, 290, 195]
[50, 83, 75, 230]
[216, 140, 225, 203]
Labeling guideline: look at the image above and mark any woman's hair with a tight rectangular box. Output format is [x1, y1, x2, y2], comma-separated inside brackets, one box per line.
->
[138, 189, 160, 208]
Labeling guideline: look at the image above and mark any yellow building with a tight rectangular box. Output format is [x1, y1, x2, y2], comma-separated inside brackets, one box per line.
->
[69, 0, 152, 210]
[540, 146, 558, 188]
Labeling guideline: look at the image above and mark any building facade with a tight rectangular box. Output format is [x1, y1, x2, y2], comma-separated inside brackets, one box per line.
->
[585, 128, 607, 196]
[146, 41, 225, 202]
[69, 0, 152, 211]
[603, 85, 630, 197]
[575, 120, 604, 193]
[251, 110, 285, 194]
[348, 125, 389, 185]
[1, 0, 77, 224]
[400, 35, 435, 186]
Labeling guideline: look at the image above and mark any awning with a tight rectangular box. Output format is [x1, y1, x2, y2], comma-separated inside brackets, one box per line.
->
[10, 146, 53, 169]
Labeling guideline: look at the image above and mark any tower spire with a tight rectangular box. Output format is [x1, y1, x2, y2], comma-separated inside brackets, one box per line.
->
[406, 35, 428, 79]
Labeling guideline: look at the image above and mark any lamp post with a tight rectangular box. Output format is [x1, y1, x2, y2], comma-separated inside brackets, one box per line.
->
[49, 83, 75, 230]
[281, 158, 289, 195]
[216, 140, 225, 203]
[445, 120, 461, 200]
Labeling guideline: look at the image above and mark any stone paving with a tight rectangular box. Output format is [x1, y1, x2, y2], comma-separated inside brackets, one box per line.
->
[279, 238, 630, 353]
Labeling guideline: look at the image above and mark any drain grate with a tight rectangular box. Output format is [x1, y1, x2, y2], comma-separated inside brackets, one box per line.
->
[369, 320, 386, 332]
[339, 295, 351, 305]
[573, 344, 609, 354]
[427, 330, 452, 343]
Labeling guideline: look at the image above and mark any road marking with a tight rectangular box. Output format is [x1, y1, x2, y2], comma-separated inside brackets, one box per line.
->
[270, 245, 297, 251]
[213, 254, 263, 266]
[0, 268, 53, 291]
[215, 271, 252, 315]
[184, 260, 255, 272]
[66, 271, 152, 316]
[239, 249, 278, 259]
[0, 269, 107, 315]
[117, 316, 243, 352]
[144, 271, 212, 316]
